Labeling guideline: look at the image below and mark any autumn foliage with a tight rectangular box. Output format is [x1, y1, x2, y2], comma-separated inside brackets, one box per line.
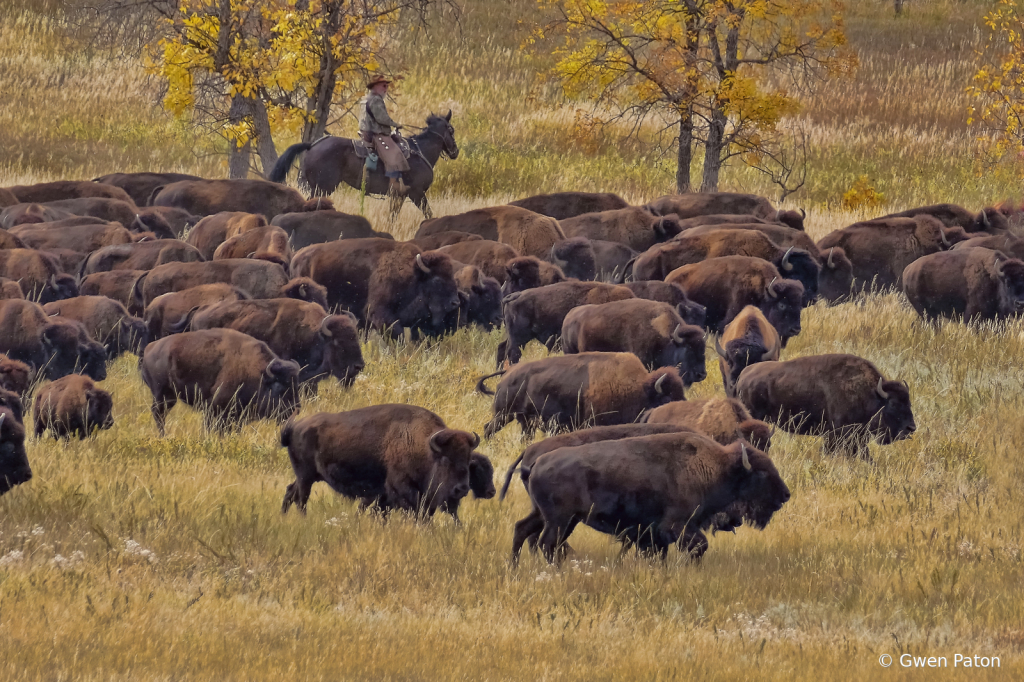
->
[968, 0, 1024, 169]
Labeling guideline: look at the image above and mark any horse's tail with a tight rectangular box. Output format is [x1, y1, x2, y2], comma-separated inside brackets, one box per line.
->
[268, 142, 312, 183]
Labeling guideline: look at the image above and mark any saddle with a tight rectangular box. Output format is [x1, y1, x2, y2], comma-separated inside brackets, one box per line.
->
[353, 135, 412, 160]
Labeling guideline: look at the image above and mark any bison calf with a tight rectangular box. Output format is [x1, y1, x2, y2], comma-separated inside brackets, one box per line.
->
[33, 375, 113, 439]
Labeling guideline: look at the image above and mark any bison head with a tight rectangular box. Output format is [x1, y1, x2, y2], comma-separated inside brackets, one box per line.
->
[258, 358, 302, 421]
[457, 268, 503, 331]
[975, 206, 1011, 233]
[319, 313, 364, 387]
[39, 274, 80, 304]
[131, 211, 175, 240]
[652, 215, 683, 243]
[86, 386, 115, 433]
[114, 315, 150, 359]
[727, 442, 791, 530]
[662, 324, 707, 388]
[996, 256, 1024, 311]
[409, 252, 461, 329]
[549, 238, 596, 281]
[281, 277, 328, 310]
[775, 208, 806, 231]
[469, 453, 496, 499]
[869, 377, 916, 444]
[0, 388, 24, 424]
[738, 419, 773, 453]
[40, 321, 98, 381]
[775, 248, 820, 305]
[715, 335, 779, 399]
[0, 355, 33, 396]
[675, 299, 706, 329]
[760, 278, 803, 346]
[818, 247, 854, 304]
[425, 428, 478, 513]
[0, 411, 31, 496]
[642, 367, 686, 408]
[503, 256, 566, 297]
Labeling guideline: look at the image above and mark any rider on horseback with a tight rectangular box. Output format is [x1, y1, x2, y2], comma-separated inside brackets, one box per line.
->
[360, 75, 410, 196]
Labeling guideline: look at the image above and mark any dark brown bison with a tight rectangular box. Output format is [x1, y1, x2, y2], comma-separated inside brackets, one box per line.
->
[5, 180, 134, 204]
[449, 265, 504, 333]
[33, 375, 114, 439]
[0, 354, 32, 396]
[880, 203, 1009, 233]
[11, 220, 133, 253]
[953, 234, 1024, 260]
[409, 231, 483, 251]
[290, 238, 460, 339]
[902, 247, 1024, 321]
[92, 172, 204, 206]
[666, 256, 803, 343]
[80, 240, 205, 275]
[643, 397, 774, 452]
[43, 296, 149, 359]
[591, 239, 637, 281]
[548, 237, 597, 281]
[498, 423, 695, 501]
[137, 259, 321, 308]
[560, 207, 683, 252]
[713, 305, 781, 398]
[735, 353, 916, 457]
[140, 328, 301, 434]
[680, 221, 819, 254]
[675, 214, 774, 230]
[561, 299, 707, 386]
[0, 278, 23, 300]
[185, 299, 364, 386]
[0, 299, 106, 381]
[439, 453, 497, 523]
[416, 206, 566, 259]
[500, 256, 566, 297]
[151, 179, 330, 219]
[279, 404, 481, 519]
[80, 270, 147, 316]
[816, 216, 966, 292]
[0, 408, 30, 496]
[144, 283, 251, 339]
[478, 352, 685, 439]
[645, 192, 805, 231]
[0, 203, 74, 228]
[0, 228, 26, 249]
[43, 248, 88, 277]
[147, 206, 202, 238]
[270, 210, 392, 249]
[510, 432, 789, 563]
[508, 191, 630, 220]
[621, 281, 706, 327]
[0, 249, 79, 303]
[213, 225, 292, 265]
[438, 240, 519, 283]
[30, 199, 173, 238]
[496, 281, 635, 366]
[186, 211, 268, 259]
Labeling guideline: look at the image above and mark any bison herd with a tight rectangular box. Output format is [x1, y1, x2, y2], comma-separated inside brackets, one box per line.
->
[0, 174, 1015, 564]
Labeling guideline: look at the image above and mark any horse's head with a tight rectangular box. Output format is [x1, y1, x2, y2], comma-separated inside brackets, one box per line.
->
[425, 110, 459, 159]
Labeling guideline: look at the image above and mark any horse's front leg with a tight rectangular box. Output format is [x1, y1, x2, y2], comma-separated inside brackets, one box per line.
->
[415, 194, 432, 220]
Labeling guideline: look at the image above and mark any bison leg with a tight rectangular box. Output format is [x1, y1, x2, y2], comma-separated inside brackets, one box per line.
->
[511, 506, 546, 565]
[484, 411, 512, 439]
[679, 529, 709, 561]
[150, 394, 176, 437]
[281, 474, 317, 515]
[538, 517, 579, 564]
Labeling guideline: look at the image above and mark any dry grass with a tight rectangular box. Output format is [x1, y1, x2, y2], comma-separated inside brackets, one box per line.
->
[2, 2, 1024, 680]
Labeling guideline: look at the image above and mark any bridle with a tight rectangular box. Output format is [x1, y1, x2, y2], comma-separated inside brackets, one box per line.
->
[409, 126, 457, 165]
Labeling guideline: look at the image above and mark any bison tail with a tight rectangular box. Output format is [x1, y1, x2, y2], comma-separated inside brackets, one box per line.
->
[615, 256, 637, 284]
[280, 418, 295, 448]
[475, 370, 505, 396]
[498, 451, 525, 502]
[166, 306, 199, 335]
[268, 142, 312, 184]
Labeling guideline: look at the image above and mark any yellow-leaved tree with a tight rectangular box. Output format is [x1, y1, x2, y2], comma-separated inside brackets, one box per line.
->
[537, 0, 855, 194]
[968, 0, 1024, 171]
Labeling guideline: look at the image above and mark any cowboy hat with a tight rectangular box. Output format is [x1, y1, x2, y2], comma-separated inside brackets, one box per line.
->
[366, 74, 398, 89]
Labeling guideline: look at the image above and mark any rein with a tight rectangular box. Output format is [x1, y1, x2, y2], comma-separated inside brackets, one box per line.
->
[409, 128, 454, 167]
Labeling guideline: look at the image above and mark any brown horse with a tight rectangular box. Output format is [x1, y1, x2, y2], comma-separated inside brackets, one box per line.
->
[268, 112, 458, 219]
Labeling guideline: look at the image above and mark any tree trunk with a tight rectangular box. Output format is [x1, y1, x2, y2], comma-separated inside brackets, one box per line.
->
[229, 140, 251, 179]
[302, 53, 338, 143]
[701, 107, 727, 192]
[247, 97, 278, 176]
[676, 112, 693, 194]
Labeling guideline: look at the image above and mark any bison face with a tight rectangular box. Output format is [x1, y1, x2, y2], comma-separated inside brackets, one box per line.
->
[133, 211, 175, 240]
[762, 279, 803, 346]
[40, 274, 80, 304]
[320, 313, 364, 387]
[975, 207, 1011, 233]
[116, 316, 150, 358]
[652, 216, 683, 242]
[259, 359, 301, 419]
[468, 453, 496, 499]
[41, 323, 88, 381]
[872, 379, 916, 444]
[663, 324, 707, 387]
[467, 277, 504, 331]
[775, 209, 805, 231]
[77, 338, 108, 382]
[643, 367, 686, 408]
[282, 277, 329, 309]
[776, 249, 820, 305]
[716, 338, 777, 398]
[550, 238, 597, 281]
[731, 443, 790, 530]
[0, 357, 32, 396]
[0, 389, 24, 424]
[676, 300, 706, 328]
[426, 429, 478, 511]
[86, 388, 115, 433]
[997, 258, 1024, 311]
[0, 411, 30, 496]
[818, 247, 854, 304]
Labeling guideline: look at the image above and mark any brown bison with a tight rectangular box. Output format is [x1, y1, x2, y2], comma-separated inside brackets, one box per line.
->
[186, 211, 268, 259]
[144, 283, 251, 339]
[0, 354, 32, 396]
[0, 278, 23, 300]
[675, 214, 774, 230]
[151, 179, 329, 219]
[290, 238, 460, 339]
[33, 375, 114, 439]
[510, 432, 790, 563]
[137, 259, 322, 308]
[548, 237, 597, 281]
[902, 247, 1024, 322]
[0, 299, 107, 381]
[43, 296, 149, 359]
[880, 203, 1009, 234]
[184, 299, 364, 386]
[508, 191, 630, 220]
[561, 299, 707, 386]
[478, 352, 685, 439]
[0, 408, 30, 496]
[0, 188, 19, 208]
[645, 192, 805, 231]
[816, 216, 966, 292]
[409, 231, 483, 251]
[4, 180, 134, 204]
[496, 281, 635, 366]
[439, 453, 497, 523]
[621, 281, 707, 327]
[213, 225, 293, 265]
[140, 328, 301, 434]
[591, 239, 638, 281]
[643, 397, 774, 452]
[92, 172, 204, 206]
[438, 240, 520, 283]
[735, 353, 916, 457]
[147, 206, 202, 238]
[279, 404, 481, 519]
[80, 240, 205, 275]
[448, 265, 504, 333]
[713, 305, 781, 398]
[666, 256, 803, 343]
[415, 206, 566, 259]
[270, 210, 392, 249]
[953, 233, 1024, 260]
[11, 220, 134, 253]
[0, 203, 74, 228]
[0, 249, 79, 303]
[500, 256, 566, 297]
[0, 227, 26, 249]
[31, 199, 173, 238]
[80, 270, 147, 316]
[560, 207, 682, 252]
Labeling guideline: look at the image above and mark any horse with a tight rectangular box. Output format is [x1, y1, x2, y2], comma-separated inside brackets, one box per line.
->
[268, 111, 458, 219]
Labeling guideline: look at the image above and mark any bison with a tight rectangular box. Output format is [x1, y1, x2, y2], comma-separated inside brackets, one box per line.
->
[439, 453, 497, 523]
[0, 299, 106, 381]
[621, 281, 706, 327]
[32, 198, 173, 238]
[713, 305, 781, 397]
[137, 259, 322, 308]
[33, 374, 114, 439]
[448, 265, 503, 333]
[140, 328, 301, 434]
[0, 354, 32, 396]
[591, 239, 637, 282]
[879, 203, 1009, 234]
[80, 270, 147, 316]
[561, 298, 707, 386]
[4, 180, 134, 204]
[643, 397, 774, 451]
[645, 192, 805, 231]
[0, 408, 30, 497]
[500, 256, 566, 297]
[81, 240, 205, 275]
[0, 278, 23, 300]
[953, 234, 1024, 261]
[902, 247, 1024, 322]
[144, 283, 250, 339]
[665, 255, 803, 344]
[735, 353, 916, 457]
[280, 404, 481, 519]
[508, 191, 630, 220]
[11, 220, 134, 253]
[478, 352, 685, 439]
[548, 237, 597, 281]
[151, 179, 329, 219]
[43, 296, 149, 359]
[270, 210, 392, 249]
[0, 249, 79, 302]
[560, 207, 682, 252]
[415, 206, 566, 259]
[438, 240, 519, 283]
[213, 225, 293, 265]
[92, 172, 204, 206]
[186, 211, 268, 259]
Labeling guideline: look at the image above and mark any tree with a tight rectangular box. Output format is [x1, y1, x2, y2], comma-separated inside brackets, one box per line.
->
[538, 0, 854, 194]
[968, 0, 1024, 168]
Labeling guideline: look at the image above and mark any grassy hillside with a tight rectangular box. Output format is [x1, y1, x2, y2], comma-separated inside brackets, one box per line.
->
[1, 2, 1023, 680]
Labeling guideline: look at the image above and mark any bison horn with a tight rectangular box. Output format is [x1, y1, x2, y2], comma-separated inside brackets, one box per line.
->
[49, 273, 58, 289]
[827, 247, 836, 269]
[654, 373, 667, 394]
[714, 335, 727, 359]
[995, 257, 1006, 277]
[672, 323, 686, 345]
[741, 443, 752, 471]
[319, 316, 333, 338]
[781, 247, 794, 271]
[471, 431, 481, 448]
[265, 362, 279, 379]
[428, 429, 445, 454]
[549, 244, 567, 267]
[799, 208, 806, 219]
[982, 209, 992, 228]
[939, 229, 950, 248]
[416, 253, 431, 275]
[761, 334, 781, 362]
[775, 209, 781, 221]
[875, 377, 890, 400]
[766, 277, 779, 298]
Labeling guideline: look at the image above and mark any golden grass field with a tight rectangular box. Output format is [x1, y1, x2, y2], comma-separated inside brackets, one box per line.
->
[2, 1, 1023, 680]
